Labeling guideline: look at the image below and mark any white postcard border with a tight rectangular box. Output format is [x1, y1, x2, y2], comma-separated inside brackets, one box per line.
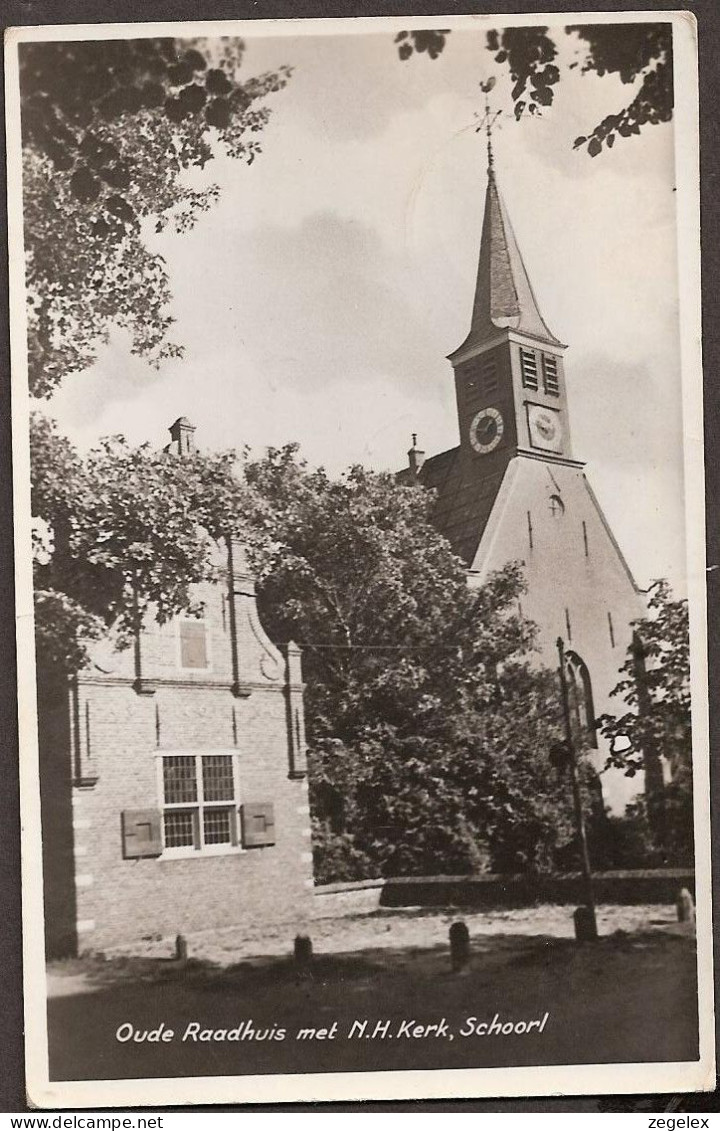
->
[5, 8, 713, 1108]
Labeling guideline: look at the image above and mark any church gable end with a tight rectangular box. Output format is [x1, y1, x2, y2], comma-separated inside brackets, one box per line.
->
[401, 147, 646, 812]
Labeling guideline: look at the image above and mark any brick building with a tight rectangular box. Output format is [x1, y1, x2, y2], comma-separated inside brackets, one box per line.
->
[400, 157, 647, 813]
[40, 418, 313, 957]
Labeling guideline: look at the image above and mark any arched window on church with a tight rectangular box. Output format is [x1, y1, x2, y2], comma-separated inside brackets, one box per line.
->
[549, 493, 565, 517]
[564, 651, 598, 749]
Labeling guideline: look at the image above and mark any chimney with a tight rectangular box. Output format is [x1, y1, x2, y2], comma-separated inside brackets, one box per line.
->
[407, 433, 425, 480]
[167, 416, 196, 458]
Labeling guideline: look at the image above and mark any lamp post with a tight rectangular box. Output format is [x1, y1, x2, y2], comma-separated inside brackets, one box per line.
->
[556, 636, 598, 941]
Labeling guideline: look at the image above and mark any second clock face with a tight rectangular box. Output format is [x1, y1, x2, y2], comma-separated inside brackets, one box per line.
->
[527, 404, 562, 453]
[469, 407, 505, 454]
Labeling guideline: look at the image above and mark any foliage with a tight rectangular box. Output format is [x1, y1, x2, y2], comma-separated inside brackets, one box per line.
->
[31, 413, 254, 669]
[588, 800, 662, 871]
[36, 430, 593, 877]
[20, 38, 290, 396]
[566, 24, 673, 155]
[243, 444, 481, 715]
[241, 445, 587, 881]
[395, 23, 673, 156]
[309, 666, 592, 883]
[599, 580, 693, 862]
[395, 29, 449, 62]
[600, 580, 690, 776]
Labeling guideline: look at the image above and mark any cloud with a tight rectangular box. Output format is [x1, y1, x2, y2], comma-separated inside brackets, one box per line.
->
[39, 23, 687, 592]
[161, 208, 449, 403]
[249, 32, 469, 144]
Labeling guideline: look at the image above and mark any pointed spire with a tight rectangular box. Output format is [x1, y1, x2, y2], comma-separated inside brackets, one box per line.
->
[450, 167, 563, 360]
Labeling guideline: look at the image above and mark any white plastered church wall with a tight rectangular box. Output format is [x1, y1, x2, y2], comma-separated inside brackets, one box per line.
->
[468, 455, 647, 813]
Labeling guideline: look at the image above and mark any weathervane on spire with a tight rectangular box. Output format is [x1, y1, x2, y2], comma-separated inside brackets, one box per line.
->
[477, 77, 502, 172]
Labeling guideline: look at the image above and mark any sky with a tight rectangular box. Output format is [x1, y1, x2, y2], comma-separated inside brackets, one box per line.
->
[43, 20, 687, 592]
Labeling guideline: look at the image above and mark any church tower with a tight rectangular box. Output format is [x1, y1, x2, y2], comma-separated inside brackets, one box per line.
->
[449, 157, 571, 471]
[403, 150, 647, 812]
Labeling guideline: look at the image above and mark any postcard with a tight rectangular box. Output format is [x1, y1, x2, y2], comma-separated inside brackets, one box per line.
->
[5, 9, 714, 1107]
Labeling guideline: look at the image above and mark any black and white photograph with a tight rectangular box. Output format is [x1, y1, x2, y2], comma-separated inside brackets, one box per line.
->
[5, 11, 714, 1106]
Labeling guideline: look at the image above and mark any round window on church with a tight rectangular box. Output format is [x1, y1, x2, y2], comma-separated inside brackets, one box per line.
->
[549, 493, 565, 517]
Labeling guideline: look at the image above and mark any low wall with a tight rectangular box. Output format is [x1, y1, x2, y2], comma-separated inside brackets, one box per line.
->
[314, 869, 694, 910]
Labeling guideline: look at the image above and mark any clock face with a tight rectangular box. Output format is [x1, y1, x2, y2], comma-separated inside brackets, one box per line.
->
[469, 407, 504, 454]
[527, 404, 562, 453]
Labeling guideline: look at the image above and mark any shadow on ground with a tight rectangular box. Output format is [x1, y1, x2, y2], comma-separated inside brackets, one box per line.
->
[46, 925, 699, 1082]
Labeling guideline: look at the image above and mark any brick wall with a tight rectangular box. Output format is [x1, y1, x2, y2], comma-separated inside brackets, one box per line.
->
[41, 542, 313, 956]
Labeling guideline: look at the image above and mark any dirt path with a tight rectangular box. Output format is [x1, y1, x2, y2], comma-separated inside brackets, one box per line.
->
[46, 918, 698, 1083]
[57, 901, 682, 974]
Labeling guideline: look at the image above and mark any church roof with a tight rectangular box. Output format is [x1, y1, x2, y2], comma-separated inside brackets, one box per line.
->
[449, 168, 563, 360]
[416, 445, 506, 566]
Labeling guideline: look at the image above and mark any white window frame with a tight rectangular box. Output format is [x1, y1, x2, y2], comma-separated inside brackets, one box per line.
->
[155, 750, 242, 858]
[176, 614, 213, 673]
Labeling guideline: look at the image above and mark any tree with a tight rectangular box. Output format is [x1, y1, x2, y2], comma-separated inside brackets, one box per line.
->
[35, 433, 593, 879]
[31, 414, 254, 671]
[395, 23, 672, 156]
[242, 444, 532, 727]
[241, 445, 589, 881]
[598, 580, 693, 863]
[309, 663, 590, 882]
[242, 444, 484, 723]
[20, 38, 290, 396]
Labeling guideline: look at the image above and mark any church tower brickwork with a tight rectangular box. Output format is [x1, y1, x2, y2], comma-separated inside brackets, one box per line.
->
[402, 158, 647, 812]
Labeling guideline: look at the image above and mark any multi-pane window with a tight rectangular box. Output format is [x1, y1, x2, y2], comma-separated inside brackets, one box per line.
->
[179, 617, 209, 669]
[161, 754, 238, 851]
[519, 348, 538, 390]
[543, 354, 560, 396]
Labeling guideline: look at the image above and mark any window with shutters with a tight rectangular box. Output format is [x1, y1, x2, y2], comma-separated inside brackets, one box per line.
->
[520, 347, 538, 390]
[178, 616, 210, 670]
[159, 753, 240, 854]
[543, 354, 560, 396]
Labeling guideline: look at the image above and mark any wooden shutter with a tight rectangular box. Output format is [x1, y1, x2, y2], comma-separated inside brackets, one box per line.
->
[520, 347, 538, 390]
[241, 802, 276, 848]
[122, 809, 163, 858]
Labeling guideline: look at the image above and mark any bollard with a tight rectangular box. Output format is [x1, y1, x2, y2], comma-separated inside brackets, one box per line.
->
[676, 888, 695, 924]
[449, 920, 471, 972]
[573, 906, 598, 942]
[294, 934, 313, 970]
[175, 934, 188, 962]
